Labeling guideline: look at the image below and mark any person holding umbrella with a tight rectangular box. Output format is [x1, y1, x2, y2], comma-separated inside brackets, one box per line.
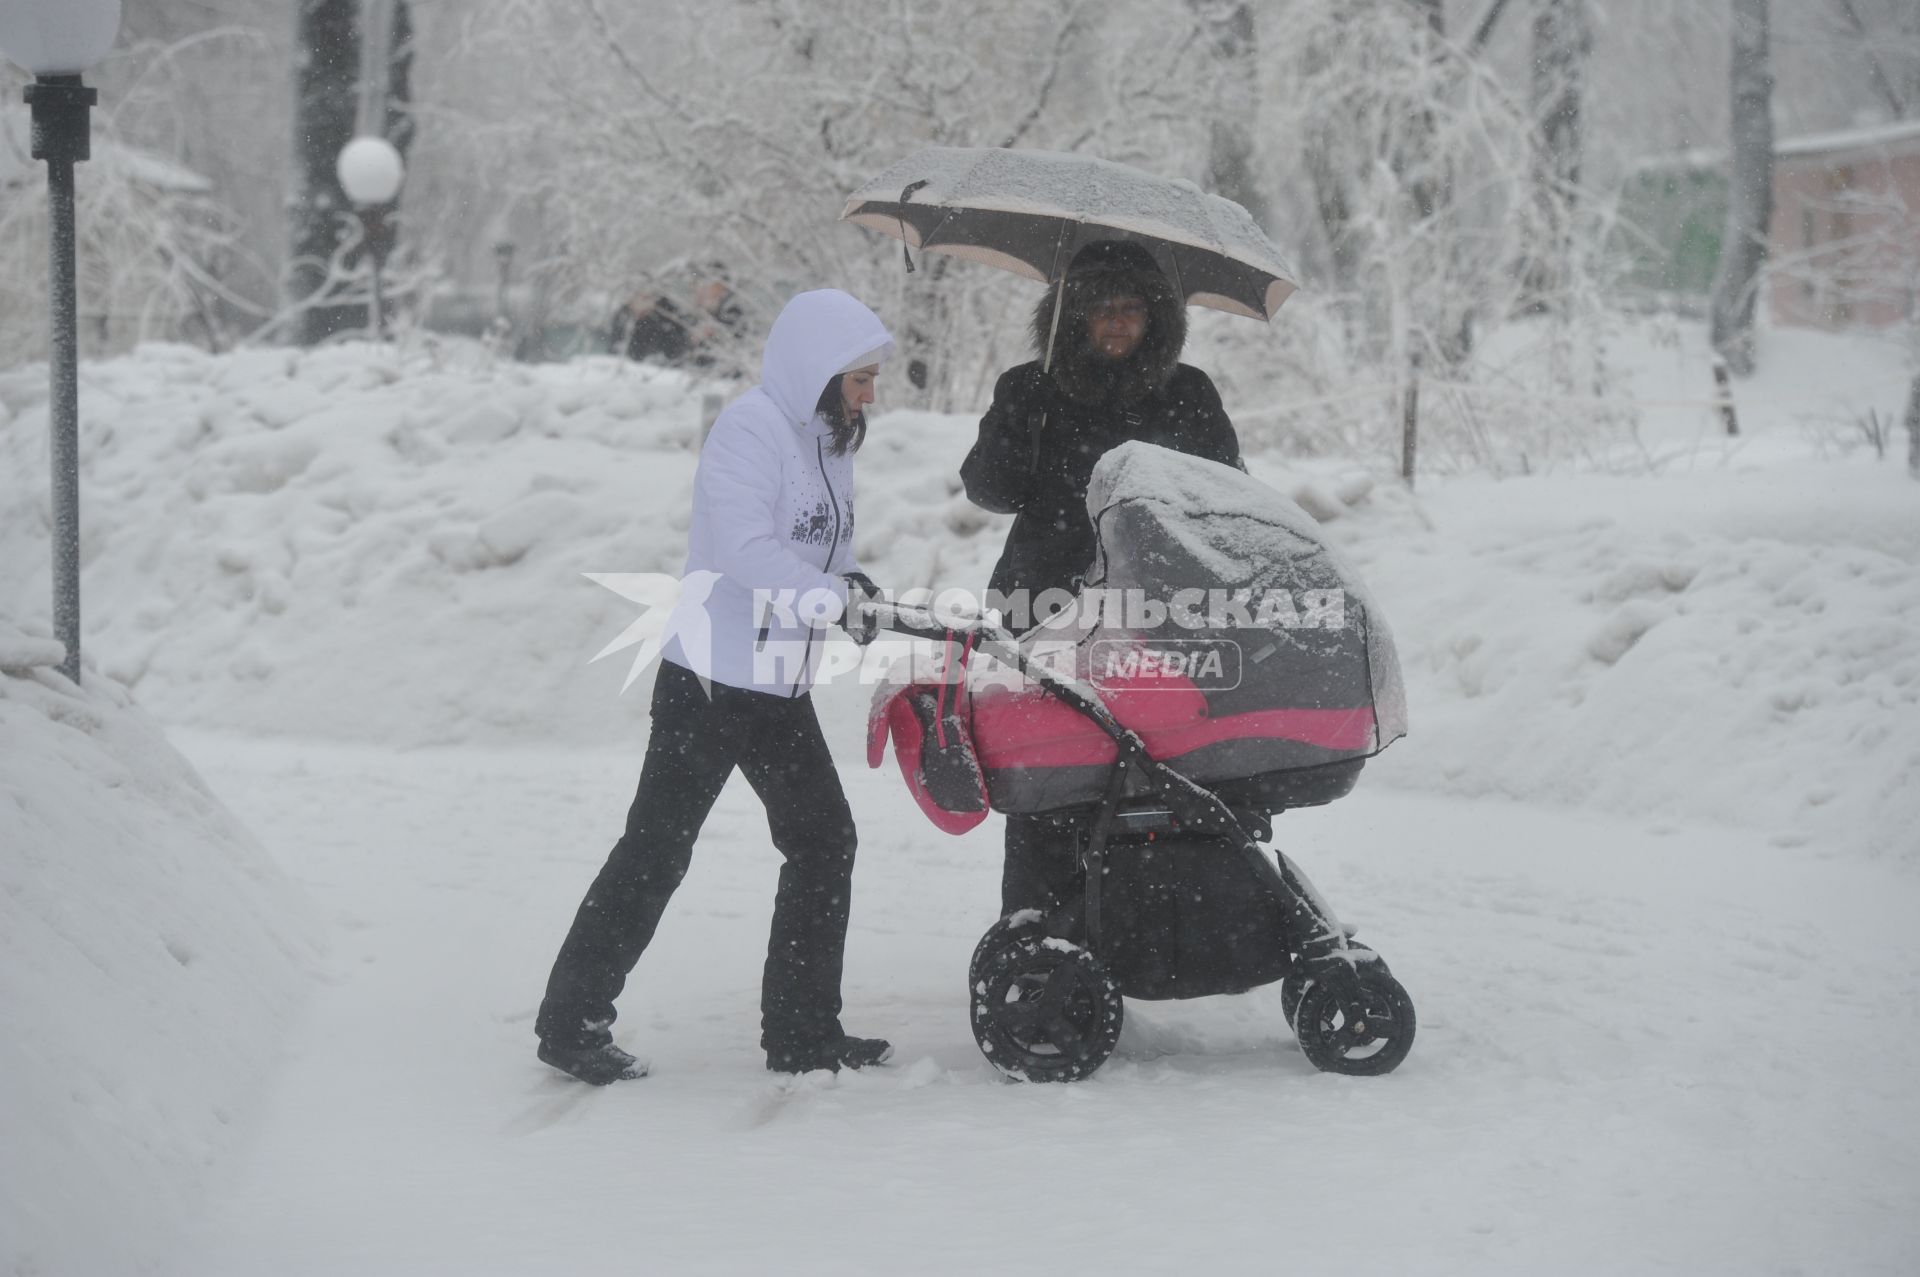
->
[841, 147, 1295, 919]
[960, 238, 1244, 916]
[534, 288, 897, 1084]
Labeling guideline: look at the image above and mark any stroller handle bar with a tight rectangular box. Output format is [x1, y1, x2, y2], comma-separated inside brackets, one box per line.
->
[867, 599, 1129, 741]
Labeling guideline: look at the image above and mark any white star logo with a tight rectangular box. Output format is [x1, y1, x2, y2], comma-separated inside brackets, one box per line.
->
[584, 570, 722, 693]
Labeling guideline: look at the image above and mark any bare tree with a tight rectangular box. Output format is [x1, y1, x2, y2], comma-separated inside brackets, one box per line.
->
[1187, 1, 1267, 229]
[1710, 0, 1774, 375]
[1522, 0, 1592, 310]
[1283, 0, 1558, 369]
[0, 106, 251, 361]
[1470, 0, 1519, 54]
[420, 0, 1207, 407]
[1303, 0, 1450, 293]
[1402, 0, 1447, 223]
[1834, 0, 1910, 118]
[1907, 372, 1920, 478]
[289, 0, 414, 345]
[289, 0, 357, 343]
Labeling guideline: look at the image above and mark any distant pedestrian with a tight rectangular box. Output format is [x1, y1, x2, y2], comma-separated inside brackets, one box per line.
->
[609, 288, 695, 365]
[610, 272, 745, 368]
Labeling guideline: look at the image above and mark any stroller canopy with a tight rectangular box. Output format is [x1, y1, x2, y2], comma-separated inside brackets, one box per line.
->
[1071, 440, 1408, 752]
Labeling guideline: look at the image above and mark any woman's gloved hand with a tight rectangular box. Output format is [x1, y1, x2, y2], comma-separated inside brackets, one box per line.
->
[840, 572, 884, 646]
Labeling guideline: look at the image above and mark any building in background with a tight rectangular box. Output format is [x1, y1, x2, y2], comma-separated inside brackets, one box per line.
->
[1767, 119, 1920, 330]
[1618, 118, 1920, 331]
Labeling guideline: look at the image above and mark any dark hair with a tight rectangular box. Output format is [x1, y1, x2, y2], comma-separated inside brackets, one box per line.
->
[816, 374, 866, 456]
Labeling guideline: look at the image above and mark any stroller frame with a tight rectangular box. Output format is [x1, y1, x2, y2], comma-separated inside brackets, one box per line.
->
[875, 602, 1415, 1082]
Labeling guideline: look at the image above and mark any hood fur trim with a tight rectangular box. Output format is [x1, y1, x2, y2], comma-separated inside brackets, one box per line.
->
[1029, 241, 1186, 407]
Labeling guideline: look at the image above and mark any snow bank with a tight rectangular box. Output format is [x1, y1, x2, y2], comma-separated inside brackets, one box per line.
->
[1336, 466, 1920, 862]
[0, 342, 998, 750]
[1, 329, 1914, 861]
[0, 620, 319, 1276]
[0, 342, 707, 746]
[1352, 319, 1920, 859]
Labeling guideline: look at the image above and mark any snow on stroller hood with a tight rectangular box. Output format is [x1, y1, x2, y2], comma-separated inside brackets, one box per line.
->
[1072, 440, 1408, 751]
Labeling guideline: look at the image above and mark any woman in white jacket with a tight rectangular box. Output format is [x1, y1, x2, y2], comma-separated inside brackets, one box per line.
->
[536, 289, 895, 1083]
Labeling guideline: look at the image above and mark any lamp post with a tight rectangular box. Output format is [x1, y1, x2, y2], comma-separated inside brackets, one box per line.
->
[335, 134, 405, 338]
[0, 0, 124, 686]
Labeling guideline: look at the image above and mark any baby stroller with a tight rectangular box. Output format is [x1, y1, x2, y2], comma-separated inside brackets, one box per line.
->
[867, 443, 1414, 1082]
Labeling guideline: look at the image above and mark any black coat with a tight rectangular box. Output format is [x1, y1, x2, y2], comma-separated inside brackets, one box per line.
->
[961, 359, 1241, 604]
[612, 296, 693, 364]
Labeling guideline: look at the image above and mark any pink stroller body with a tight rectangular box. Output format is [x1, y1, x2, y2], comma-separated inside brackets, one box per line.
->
[871, 661, 1381, 834]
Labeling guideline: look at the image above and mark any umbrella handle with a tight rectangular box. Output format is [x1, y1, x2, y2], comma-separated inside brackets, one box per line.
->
[897, 180, 929, 273]
[1040, 271, 1067, 376]
[1030, 250, 1067, 480]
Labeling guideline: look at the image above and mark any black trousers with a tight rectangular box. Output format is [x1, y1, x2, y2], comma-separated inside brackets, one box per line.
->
[535, 661, 858, 1056]
[1001, 812, 1082, 917]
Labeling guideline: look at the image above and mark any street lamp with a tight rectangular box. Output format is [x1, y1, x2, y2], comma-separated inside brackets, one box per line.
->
[0, 0, 124, 686]
[335, 134, 405, 339]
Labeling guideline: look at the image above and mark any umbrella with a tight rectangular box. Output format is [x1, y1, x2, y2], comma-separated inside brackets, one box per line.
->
[840, 146, 1299, 324]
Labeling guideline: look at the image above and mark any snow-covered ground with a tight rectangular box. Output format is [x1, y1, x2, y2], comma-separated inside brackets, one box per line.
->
[2, 319, 1917, 1274]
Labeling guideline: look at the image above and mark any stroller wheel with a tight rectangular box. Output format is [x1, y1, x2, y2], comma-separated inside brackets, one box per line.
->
[1293, 966, 1415, 1077]
[1281, 941, 1379, 1029]
[971, 932, 1123, 1083]
[968, 913, 1049, 991]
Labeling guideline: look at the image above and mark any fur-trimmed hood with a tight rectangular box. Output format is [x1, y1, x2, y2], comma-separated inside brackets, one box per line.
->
[1029, 239, 1187, 408]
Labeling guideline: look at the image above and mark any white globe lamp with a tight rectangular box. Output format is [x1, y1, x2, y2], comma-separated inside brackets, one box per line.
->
[337, 135, 406, 206]
[335, 136, 406, 338]
[0, 0, 122, 75]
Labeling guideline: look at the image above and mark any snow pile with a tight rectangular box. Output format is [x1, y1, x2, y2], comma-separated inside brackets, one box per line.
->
[1342, 319, 1920, 859]
[0, 342, 709, 745]
[1340, 466, 1920, 861]
[0, 620, 319, 1276]
[1, 328, 1915, 862]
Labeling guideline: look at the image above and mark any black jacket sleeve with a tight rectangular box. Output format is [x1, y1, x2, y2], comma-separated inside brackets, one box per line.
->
[1178, 366, 1244, 472]
[961, 365, 1044, 515]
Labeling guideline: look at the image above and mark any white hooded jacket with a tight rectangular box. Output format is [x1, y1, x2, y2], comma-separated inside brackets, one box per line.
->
[661, 289, 895, 695]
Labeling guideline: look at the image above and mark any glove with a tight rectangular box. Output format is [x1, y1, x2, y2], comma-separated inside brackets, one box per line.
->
[839, 572, 884, 647]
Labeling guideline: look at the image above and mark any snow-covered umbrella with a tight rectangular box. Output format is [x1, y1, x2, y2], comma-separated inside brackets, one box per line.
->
[840, 146, 1299, 329]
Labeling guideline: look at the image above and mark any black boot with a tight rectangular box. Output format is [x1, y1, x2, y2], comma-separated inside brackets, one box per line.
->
[538, 1039, 649, 1085]
[766, 1034, 894, 1074]
[838, 1035, 894, 1069]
